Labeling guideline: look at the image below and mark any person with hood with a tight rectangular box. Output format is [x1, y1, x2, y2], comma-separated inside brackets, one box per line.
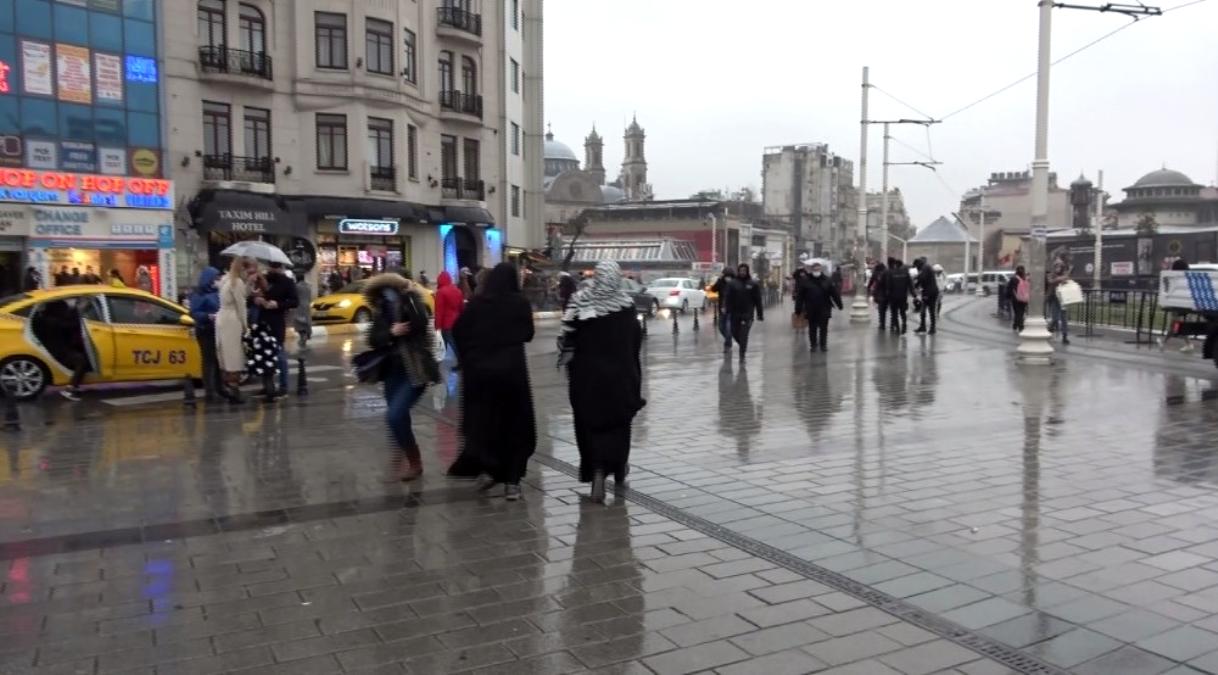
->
[913, 257, 940, 334]
[868, 261, 889, 330]
[724, 264, 764, 359]
[710, 268, 736, 348]
[885, 258, 914, 334]
[1007, 265, 1030, 332]
[433, 270, 465, 368]
[797, 261, 843, 352]
[215, 258, 250, 403]
[557, 260, 644, 502]
[447, 263, 536, 500]
[293, 271, 313, 353]
[253, 262, 299, 397]
[22, 267, 41, 291]
[365, 272, 441, 482]
[188, 267, 223, 401]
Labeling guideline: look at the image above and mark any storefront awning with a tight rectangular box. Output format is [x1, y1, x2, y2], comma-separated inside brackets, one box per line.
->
[295, 196, 430, 223]
[436, 205, 495, 225]
[191, 189, 302, 235]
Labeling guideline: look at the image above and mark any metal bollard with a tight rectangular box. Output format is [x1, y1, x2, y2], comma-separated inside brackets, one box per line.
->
[671, 309, 679, 334]
[182, 376, 196, 407]
[2, 387, 19, 431]
[296, 358, 309, 396]
[692, 309, 700, 330]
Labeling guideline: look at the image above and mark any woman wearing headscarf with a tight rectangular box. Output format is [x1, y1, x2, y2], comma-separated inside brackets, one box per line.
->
[447, 263, 536, 500]
[559, 260, 646, 502]
[364, 272, 441, 481]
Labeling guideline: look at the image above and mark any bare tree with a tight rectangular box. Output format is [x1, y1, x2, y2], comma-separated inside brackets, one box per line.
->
[561, 213, 590, 272]
[1135, 212, 1159, 236]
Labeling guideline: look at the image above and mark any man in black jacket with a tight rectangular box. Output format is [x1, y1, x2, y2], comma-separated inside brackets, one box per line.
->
[724, 264, 763, 360]
[885, 258, 914, 334]
[711, 268, 736, 349]
[797, 261, 843, 352]
[257, 263, 299, 395]
[913, 257, 940, 334]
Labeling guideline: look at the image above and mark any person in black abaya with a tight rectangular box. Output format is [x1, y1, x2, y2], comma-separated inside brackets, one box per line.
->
[559, 260, 645, 503]
[447, 262, 537, 501]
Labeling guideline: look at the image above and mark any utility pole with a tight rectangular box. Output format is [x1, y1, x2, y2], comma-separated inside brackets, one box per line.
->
[850, 66, 871, 323]
[975, 196, 987, 297]
[1017, 0, 1160, 365]
[870, 119, 940, 264]
[1093, 170, 1104, 291]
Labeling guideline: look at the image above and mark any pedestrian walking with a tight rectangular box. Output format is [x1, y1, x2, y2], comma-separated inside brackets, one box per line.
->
[189, 267, 223, 402]
[22, 266, 40, 291]
[293, 272, 313, 353]
[1008, 265, 1030, 332]
[886, 258, 913, 334]
[253, 262, 298, 397]
[725, 264, 764, 360]
[797, 261, 843, 352]
[447, 263, 536, 500]
[790, 268, 809, 332]
[711, 268, 736, 349]
[33, 299, 90, 401]
[215, 258, 250, 403]
[433, 270, 464, 368]
[868, 261, 889, 330]
[913, 258, 940, 334]
[557, 260, 645, 502]
[557, 271, 578, 311]
[364, 273, 441, 482]
[1046, 258, 1072, 345]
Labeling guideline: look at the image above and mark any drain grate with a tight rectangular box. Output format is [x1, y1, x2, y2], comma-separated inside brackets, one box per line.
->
[533, 452, 1072, 675]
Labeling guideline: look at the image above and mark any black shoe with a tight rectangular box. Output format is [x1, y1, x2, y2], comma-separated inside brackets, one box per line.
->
[1062, 337, 1070, 345]
[915, 327, 927, 334]
[820, 346, 828, 352]
[590, 472, 606, 503]
[928, 329, 936, 335]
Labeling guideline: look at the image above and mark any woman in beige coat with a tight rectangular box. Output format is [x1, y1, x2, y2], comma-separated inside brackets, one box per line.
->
[215, 257, 249, 402]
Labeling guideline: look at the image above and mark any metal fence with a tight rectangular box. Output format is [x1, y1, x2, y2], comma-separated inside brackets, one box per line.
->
[1066, 288, 1175, 345]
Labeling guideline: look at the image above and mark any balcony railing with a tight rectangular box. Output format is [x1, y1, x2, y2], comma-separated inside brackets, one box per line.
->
[198, 45, 273, 80]
[203, 155, 274, 183]
[369, 166, 396, 192]
[436, 6, 482, 36]
[440, 176, 485, 201]
[439, 90, 483, 119]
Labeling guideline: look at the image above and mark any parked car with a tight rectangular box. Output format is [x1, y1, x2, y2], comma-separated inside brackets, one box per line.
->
[979, 271, 1012, 296]
[645, 278, 706, 313]
[945, 273, 965, 293]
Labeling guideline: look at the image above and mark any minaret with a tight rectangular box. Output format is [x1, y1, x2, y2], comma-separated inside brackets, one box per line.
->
[621, 115, 650, 201]
[584, 126, 605, 186]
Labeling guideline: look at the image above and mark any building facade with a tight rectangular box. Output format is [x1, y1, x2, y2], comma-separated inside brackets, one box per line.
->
[0, 0, 177, 298]
[167, 0, 543, 291]
[761, 143, 856, 261]
[542, 118, 653, 238]
[1107, 168, 1218, 230]
[865, 187, 914, 254]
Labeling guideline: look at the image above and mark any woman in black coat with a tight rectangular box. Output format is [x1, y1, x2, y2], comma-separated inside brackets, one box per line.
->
[560, 260, 646, 502]
[448, 263, 536, 501]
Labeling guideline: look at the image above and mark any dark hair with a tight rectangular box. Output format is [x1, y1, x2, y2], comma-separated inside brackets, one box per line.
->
[479, 262, 521, 297]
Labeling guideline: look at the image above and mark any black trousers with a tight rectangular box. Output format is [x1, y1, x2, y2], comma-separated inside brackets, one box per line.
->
[731, 317, 754, 352]
[875, 299, 888, 327]
[809, 316, 830, 350]
[889, 301, 908, 332]
[1012, 301, 1028, 332]
[196, 329, 221, 397]
[66, 351, 88, 389]
[918, 295, 939, 331]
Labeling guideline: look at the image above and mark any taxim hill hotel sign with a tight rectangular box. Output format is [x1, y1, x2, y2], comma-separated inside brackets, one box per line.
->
[0, 168, 173, 210]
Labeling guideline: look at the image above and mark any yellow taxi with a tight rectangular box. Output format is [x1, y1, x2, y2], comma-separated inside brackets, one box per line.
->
[312, 280, 434, 324]
[0, 286, 201, 400]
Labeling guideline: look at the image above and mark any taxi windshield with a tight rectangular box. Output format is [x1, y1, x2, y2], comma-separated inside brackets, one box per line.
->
[337, 282, 366, 294]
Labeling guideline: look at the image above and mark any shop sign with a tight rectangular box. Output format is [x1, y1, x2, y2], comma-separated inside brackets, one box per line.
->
[0, 60, 10, 94]
[339, 218, 399, 235]
[26, 140, 57, 169]
[26, 206, 171, 242]
[60, 141, 96, 172]
[125, 56, 157, 84]
[0, 136, 21, 168]
[0, 168, 174, 209]
[217, 210, 274, 233]
[21, 41, 53, 96]
[287, 237, 317, 272]
[0, 208, 27, 235]
[98, 147, 126, 175]
[129, 148, 159, 177]
[56, 44, 92, 104]
[94, 53, 123, 102]
[32, 207, 88, 236]
[1111, 261, 1134, 276]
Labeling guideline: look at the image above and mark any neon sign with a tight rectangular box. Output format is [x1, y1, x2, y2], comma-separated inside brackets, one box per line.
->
[0, 60, 10, 93]
[125, 55, 157, 84]
[0, 168, 173, 210]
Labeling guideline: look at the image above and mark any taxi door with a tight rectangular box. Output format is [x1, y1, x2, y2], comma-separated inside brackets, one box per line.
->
[105, 295, 201, 381]
[80, 296, 117, 381]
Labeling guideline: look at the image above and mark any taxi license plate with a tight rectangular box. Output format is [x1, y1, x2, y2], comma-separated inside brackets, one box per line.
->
[313, 312, 329, 318]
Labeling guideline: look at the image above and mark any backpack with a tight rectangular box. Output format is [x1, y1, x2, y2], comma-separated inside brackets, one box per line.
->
[1014, 277, 1030, 303]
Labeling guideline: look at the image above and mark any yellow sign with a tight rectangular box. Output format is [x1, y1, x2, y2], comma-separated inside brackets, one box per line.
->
[131, 148, 159, 177]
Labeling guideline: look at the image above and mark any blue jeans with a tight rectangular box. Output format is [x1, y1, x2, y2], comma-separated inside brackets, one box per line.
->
[1049, 297, 1069, 339]
[384, 369, 425, 451]
[719, 309, 731, 346]
[277, 348, 289, 391]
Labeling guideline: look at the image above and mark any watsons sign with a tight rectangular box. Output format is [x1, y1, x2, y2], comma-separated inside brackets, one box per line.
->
[339, 219, 399, 235]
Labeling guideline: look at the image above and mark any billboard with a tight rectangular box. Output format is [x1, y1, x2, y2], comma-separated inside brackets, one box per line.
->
[56, 44, 92, 104]
[21, 41, 53, 96]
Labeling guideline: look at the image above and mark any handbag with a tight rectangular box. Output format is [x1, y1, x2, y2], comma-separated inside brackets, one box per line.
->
[790, 312, 807, 330]
[1056, 280, 1084, 306]
[352, 347, 391, 383]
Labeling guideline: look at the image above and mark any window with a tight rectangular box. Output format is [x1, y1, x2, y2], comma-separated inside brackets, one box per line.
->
[511, 185, 520, 217]
[107, 296, 182, 326]
[316, 113, 347, 170]
[198, 0, 225, 48]
[440, 134, 457, 179]
[463, 138, 479, 180]
[406, 124, 418, 179]
[510, 59, 519, 94]
[238, 3, 265, 53]
[439, 50, 454, 93]
[511, 0, 519, 30]
[315, 12, 347, 69]
[243, 107, 270, 159]
[365, 18, 393, 75]
[402, 28, 417, 83]
[367, 117, 393, 169]
[461, 56, 477, 94]
[202, 101, 231, 157]
[510, 122, 520, 156]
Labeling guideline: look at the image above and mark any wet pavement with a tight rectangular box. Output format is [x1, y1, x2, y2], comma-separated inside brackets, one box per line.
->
[2, 298, 1218, 674]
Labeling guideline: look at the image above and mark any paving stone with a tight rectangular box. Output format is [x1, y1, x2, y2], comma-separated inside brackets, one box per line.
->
[728, 621, 830, 655]
[808, 607, 900, 637]
[876, 639, 979, 675]
[1137, 625, 1218, 662]
[641, 640, 750, 675]
[716, 648, 829, 675]
[802, 631, 905, 665]
[659, 614, 756, 648]
[1072, 645, 1180, 675]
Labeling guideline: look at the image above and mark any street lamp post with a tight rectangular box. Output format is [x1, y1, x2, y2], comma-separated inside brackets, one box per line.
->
[1015, 0, 1056, 365]
[880, 122, 890, 263]
[850, 66, 872, 323]
[974, 198, 987, 297]
[1093, 170, 1104, 292]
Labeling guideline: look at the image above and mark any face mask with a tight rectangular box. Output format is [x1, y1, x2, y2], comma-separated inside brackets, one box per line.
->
[811, 271, 823, 278]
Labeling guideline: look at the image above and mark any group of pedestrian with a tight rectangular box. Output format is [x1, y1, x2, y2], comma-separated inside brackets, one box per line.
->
[712, 264, 765, 360]
[867, 257, 943, 335]
[43, 265, 136, 289]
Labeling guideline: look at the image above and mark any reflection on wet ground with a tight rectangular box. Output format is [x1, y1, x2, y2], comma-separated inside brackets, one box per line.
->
[2, 298, 1218, 673]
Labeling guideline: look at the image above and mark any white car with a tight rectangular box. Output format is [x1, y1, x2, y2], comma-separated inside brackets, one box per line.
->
[645, 278, 706, 313]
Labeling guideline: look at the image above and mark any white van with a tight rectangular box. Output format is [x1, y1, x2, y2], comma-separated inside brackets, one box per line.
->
[979, 270, 1012, 296]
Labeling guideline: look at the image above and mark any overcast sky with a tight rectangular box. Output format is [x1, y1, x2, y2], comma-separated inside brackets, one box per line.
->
[543, 0, 1218, 229]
